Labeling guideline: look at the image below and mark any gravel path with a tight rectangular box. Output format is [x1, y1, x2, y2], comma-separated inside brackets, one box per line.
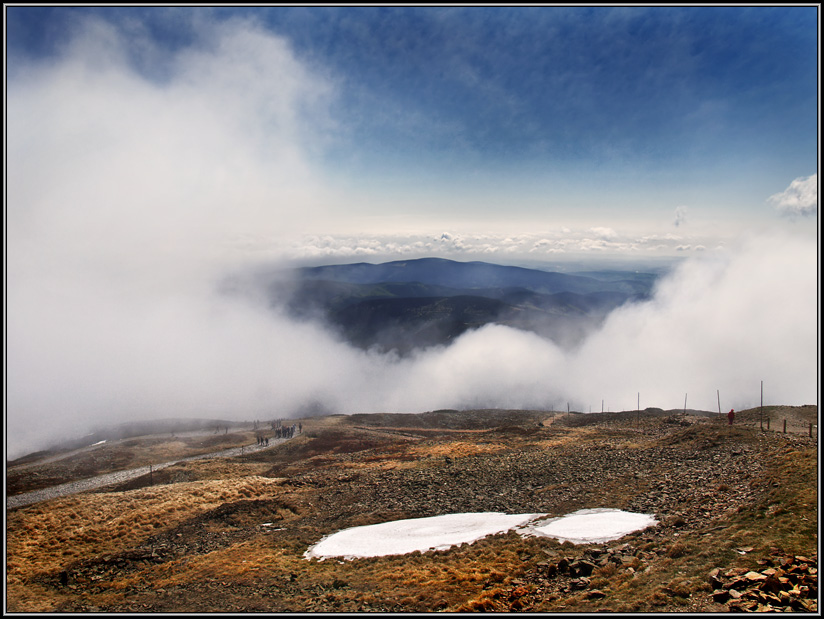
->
[6, 438, 288, 510]
[8, 427, 253, 472]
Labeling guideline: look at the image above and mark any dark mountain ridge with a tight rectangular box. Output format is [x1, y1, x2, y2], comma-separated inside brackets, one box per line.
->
[295, 257, 652, 296]
[250, 258, 659, 354]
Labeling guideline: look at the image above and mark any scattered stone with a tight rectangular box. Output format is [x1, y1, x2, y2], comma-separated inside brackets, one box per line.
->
[568, 577, 590, 591]
[710, 554, 817, 613]
[712, 590, 730, 603]
[569, 560, 595, 578]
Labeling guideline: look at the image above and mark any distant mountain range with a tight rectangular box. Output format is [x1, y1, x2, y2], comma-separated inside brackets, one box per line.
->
[294, 257, 654, 296]
[250, 258, 660, 354]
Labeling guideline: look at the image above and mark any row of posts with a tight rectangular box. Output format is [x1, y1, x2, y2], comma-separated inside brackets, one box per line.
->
[759, 416, 815, 437]
[565, 406, 814, 438]
[565, 382, 814, 439]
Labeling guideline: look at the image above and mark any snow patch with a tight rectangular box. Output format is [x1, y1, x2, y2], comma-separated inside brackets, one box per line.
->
[304, 512, 543, 560]
[526, 508, 658, 544]
[304, 509, 657, 560]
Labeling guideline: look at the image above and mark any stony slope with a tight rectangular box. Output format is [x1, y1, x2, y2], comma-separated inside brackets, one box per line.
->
[5, 406, 817, 613]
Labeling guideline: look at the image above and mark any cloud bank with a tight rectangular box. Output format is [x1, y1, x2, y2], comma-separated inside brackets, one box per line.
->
[366, 232, 816, 415]
[280, 229, 710, 265]
[6, 17, 818, 460]
[7, 16, 338, 457]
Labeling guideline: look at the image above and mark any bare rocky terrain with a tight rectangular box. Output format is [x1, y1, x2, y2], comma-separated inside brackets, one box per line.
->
[5, 405, 817, 613]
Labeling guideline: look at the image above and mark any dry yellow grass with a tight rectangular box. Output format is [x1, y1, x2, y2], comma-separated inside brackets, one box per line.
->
[408, 440, 506, 459]
[7, 476, 285, 590]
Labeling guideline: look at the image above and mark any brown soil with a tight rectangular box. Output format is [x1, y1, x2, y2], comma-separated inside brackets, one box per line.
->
[5, 406, 817, 613]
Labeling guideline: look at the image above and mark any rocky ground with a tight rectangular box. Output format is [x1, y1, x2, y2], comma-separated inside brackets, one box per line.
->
[5, 406, 818, 613]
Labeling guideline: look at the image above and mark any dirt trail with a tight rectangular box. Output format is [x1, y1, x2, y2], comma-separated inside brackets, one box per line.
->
[6, 438, 288, 510]
[7, 428, 236, 472]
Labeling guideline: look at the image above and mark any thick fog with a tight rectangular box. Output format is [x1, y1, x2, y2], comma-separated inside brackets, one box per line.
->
[6, 18, 818, 459]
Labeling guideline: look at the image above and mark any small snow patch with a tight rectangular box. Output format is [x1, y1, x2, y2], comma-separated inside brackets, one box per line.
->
[525, 508, 657, 544]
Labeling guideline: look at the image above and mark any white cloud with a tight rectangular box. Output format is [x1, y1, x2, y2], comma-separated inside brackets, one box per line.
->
[283, 228, 719, 263]
[566, 233, 817, 411]
[6, 16, 339, 458]
[349, 232, 816, 415]
[768, 174, 818, 216]
[11, 16, 334, 252]
[588, 226, 618, 240]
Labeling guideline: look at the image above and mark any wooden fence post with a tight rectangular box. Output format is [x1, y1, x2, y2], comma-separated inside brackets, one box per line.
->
[767, 418, 770, 431]
[783, 419, 787, 434]
[637, 393, 640, 428]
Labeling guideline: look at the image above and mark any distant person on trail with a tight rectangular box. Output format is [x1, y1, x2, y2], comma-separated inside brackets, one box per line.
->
[728, 409, 735, 426]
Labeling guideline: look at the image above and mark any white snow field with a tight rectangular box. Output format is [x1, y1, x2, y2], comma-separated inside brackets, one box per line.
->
[304, 512, 543, 560]
[304, 509, 657, 560]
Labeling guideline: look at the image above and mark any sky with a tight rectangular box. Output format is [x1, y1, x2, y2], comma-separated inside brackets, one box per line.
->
[4, 6, 820, 458]
[305, 509, 659, 560]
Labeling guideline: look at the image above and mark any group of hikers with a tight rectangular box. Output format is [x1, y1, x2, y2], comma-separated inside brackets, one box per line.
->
[215, 419, 305, 446]
[252, 419, 302, 447]
[272, 423, 300, 439]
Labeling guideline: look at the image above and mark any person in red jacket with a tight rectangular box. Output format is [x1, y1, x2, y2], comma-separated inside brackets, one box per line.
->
[727, 409, 735, 425]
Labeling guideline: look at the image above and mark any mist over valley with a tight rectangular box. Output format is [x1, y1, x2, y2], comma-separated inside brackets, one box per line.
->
[239, 257, 659, 354]
[9, 235, 817, 464]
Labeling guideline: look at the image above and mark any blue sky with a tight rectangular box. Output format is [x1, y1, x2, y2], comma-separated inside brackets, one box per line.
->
[6, 6, 818, 261]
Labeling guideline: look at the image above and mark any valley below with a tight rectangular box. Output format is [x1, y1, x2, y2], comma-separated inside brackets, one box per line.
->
[236, 257, 660, 354]
[6, 405, 818, 613]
